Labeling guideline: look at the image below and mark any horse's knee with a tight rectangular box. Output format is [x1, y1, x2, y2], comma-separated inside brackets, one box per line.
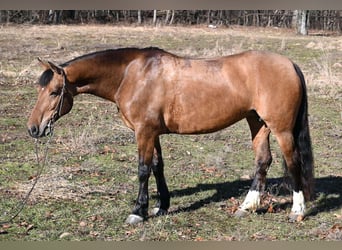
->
[138, 163, 151, 181]
[256, 153, 272, 174]
[255, 153, 272, 172]
[250, 153, 272, 191]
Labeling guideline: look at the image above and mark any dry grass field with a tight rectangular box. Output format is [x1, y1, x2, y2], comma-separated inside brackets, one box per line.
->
[0, 25, 341, 240]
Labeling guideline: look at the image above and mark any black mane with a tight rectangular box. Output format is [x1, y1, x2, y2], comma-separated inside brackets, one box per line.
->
[37, 47, 166, 86]
[38, 69, 54, 87]
[60, 47, 166, 67]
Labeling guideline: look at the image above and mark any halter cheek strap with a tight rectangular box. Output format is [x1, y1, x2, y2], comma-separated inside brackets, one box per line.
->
[48, 70, 67, 134]
[56, 71, 67, 118]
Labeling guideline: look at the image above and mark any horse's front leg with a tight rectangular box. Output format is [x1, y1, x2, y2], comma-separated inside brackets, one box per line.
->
[125, 160, 151, 224]
[125, 131, 155, 225]
[151, 137, 170, 216]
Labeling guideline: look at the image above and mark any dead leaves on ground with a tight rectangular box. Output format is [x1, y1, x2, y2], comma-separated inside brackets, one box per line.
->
[0, 223, 10, 235]
[221, 192, 292, 216]
[311, 223, 342, 240]
[0, 221, 34, 236]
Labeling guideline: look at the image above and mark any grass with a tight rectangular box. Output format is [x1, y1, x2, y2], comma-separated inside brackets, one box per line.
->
[0, 25, 341, 241]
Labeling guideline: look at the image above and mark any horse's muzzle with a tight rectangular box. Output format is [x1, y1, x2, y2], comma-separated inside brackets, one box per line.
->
[28, 124, 40, 138]
[28, 121, 53, 138]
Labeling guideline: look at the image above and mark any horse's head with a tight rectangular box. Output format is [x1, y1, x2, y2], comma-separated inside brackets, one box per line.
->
[27, 58, 74, 138]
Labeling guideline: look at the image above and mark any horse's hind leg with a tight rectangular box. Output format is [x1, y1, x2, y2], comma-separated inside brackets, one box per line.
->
[273, 131, 306, 221]
[235, 114, 272, 216]
[151, 137, 170, 216]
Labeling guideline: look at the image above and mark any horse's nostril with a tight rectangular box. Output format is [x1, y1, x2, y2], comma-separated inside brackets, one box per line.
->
[28, 125, 39, 138]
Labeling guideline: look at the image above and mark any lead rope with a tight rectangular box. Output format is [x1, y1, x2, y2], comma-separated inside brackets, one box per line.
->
[0, 135, 53, 226]
[0, 73, 66, 226]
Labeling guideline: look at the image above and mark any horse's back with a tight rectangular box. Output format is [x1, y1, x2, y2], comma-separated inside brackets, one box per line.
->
[159, 50, 301, 134]
[116, 49, 302, 135]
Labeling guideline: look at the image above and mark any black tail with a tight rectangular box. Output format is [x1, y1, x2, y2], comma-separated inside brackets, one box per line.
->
[292, 63, 314, 201]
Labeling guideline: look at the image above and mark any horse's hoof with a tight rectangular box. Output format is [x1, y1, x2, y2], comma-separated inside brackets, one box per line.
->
[151, 207, 159, 216]
[125, 214, 144, 225]
[288, 213, 304, 222]
[151, 207, 168, 216]
[234, 209, 249, 218]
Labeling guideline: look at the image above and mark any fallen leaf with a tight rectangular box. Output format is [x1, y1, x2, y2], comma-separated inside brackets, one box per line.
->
[280, 198, 288, 204]
[222, 236, 236, 241]
[296, 215, 304, 222]
[267, 204, 274, 213]
[90, 231, 99, 237]
[2, 224, 11, 229]
[99, 145, 116, 154]
[333, 213, 342, 219]
[240, 175, 251, 180]
[26, 224, 34, 231]
[45, 211, 53, 219]
[20, 221, 28, 227]
[90, 215, 104, 222]
[59, 232, 72, 239]
[331, 223, 342, 230]
[79, 221, 87, 227]
[0, 229, 8, 235]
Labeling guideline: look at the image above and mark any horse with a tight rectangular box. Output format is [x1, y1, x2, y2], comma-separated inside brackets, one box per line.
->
[27, 47, 314, 225]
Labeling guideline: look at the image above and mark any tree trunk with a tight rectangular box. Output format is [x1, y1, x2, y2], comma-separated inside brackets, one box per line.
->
[169, 10, 175, 25]
[338, 10, 341, 33]
[292, 10, 298, 29]
[297, 10, 309, 35]
[165, 10, 170, 25]
[137, 10, 142, 24]
[207, 10, 211, 24]
[153, 10, 157, 26]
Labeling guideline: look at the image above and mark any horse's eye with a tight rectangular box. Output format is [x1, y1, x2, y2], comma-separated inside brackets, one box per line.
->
[50, 91, 59, 97]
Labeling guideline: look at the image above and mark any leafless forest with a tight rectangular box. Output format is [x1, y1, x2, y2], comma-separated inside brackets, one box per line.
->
[0, 10, 341, 34]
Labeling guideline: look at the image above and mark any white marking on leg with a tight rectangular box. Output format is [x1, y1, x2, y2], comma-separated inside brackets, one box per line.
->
[239, 190, 260, 211]
[125, 214, 144, 225]
[151, 207, 159, 216]
[291, 191, 305, 215]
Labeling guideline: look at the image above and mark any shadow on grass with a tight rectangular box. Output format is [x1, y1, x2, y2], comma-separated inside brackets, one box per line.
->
[165, 176, 342, 216]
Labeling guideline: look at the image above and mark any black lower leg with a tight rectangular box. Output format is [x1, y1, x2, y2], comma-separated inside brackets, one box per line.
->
[250, 157, 272, 193]
[288, 164, 303, 193]
[247, 117, 272, 195]
[152, 161, 170, 214]
[132, 162, 151, 219]
[151, 138, 170, 215]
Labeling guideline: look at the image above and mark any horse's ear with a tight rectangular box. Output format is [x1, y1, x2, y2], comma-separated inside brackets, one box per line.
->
[37, 57, 50, 70]
[47, 61, 64, 76]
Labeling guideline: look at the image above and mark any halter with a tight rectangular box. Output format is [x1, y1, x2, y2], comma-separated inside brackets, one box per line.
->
[47, 70, 67, 136]
[56, 70, 67, 118]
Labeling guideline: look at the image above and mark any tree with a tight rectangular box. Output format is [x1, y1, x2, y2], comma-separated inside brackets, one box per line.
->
[137, 10, 142, 24]
[296, 10, 309, 35]
[153, 10, 157, 26]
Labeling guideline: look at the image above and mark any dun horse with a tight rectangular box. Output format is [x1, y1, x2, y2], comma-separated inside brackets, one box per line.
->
[27, 48, 314, 224]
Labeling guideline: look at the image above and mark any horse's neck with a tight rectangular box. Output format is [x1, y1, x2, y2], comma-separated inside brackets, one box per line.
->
[66, 56, 127, 102]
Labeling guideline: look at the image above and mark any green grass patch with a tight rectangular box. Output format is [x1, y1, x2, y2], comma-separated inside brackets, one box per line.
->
[0, 25, 341, 241]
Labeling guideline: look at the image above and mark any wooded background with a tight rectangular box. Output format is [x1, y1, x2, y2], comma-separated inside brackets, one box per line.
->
[0, 10, 341, 34]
